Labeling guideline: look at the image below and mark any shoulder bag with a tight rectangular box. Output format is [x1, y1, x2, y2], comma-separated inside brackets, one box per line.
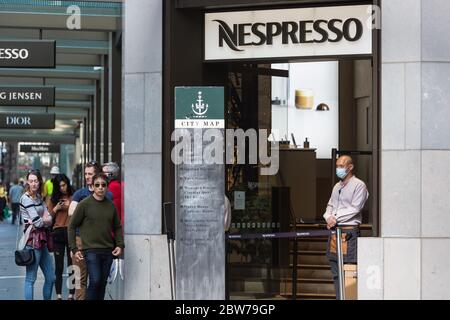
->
[14, 224, 35, 266]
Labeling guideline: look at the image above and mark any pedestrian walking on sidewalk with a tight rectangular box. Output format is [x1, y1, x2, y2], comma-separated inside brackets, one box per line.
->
[48, 174, 75, 300]
[9, 179, 24, 225]
[102, 162, 123, 224]
[20, 169, 55, 300]
[68, 161, 112, 300]
[68, 173, 124, 300]
[0, 182, 8, 221]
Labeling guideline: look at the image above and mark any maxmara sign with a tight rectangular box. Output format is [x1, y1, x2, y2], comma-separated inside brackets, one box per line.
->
[20, 144, 60, 153]
[205, 5, 373, 61]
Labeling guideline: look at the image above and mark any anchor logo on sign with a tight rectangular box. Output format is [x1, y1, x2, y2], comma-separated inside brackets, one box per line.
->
[191, 91, 208, 118]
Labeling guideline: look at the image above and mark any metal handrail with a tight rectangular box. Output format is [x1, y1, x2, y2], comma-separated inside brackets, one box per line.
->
[336, 227, 345, 300]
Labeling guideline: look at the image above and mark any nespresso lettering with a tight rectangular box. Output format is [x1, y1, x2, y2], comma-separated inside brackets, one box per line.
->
[205, 5, 372, 60]
[0, 48, 29, 60]
[214, 18, 363, 51]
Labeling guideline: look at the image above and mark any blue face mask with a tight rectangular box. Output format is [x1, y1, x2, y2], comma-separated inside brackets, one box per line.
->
[336, 168, 348, 180]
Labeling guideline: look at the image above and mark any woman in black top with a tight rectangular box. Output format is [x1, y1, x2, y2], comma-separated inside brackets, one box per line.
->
[49, 174, 74, 300]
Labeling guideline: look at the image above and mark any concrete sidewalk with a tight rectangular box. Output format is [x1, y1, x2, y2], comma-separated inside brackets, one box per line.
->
[0, 216, 123, 300]
[0, 217, 28, 300]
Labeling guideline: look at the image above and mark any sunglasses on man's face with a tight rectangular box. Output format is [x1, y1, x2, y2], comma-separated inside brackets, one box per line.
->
[94, 182, 107, 188]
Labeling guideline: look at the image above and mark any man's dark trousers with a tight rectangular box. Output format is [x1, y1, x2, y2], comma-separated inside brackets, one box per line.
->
[85, 250, 114, 300]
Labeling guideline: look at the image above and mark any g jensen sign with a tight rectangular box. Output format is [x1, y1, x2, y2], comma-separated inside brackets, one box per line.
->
[0, 40, 55, 68]
[205, 5, 373, 61]
[0, 87, 55, 106]
[0, 113, 55, 129]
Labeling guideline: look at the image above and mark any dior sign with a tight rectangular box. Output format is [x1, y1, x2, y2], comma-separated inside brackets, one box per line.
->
[6, 116, 32, 126]
[205, 5, 372, 61]
[0, 113, 55, 129]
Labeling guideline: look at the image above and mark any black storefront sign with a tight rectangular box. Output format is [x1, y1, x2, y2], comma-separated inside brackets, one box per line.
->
[20, 144, 60, 153]
[0, 40, 56, 68]
[0, 113, 55, 129]
[0, 87, 55, 106]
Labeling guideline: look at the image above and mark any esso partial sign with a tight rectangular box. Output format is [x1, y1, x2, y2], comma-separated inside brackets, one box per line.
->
[0, 40, 55, 68]
[205, 5, 373, 61]
[0, 48, 29, 60]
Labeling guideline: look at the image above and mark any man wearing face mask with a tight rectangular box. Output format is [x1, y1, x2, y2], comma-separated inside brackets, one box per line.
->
[323, 155, 368, 299]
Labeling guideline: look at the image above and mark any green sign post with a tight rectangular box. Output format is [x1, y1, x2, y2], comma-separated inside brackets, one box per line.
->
[175, 87, 224, 128]
[174, 87, 225, 299]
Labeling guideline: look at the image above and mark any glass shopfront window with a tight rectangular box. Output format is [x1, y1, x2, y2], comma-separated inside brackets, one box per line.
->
[225, 57, 375, 299]
[166, 0, 380, 300]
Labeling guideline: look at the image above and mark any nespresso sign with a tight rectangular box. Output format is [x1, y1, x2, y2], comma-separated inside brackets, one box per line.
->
[20, 144, 60, 153]
[0, 40, 55, 68]
[205, 5, 372, 61]
[0, 113, 55, 129]
[0, 87, 55, 106]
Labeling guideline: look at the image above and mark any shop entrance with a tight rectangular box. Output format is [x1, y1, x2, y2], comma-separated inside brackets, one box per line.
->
[225, 58, 377, 299]
[164, 0, 380, 300]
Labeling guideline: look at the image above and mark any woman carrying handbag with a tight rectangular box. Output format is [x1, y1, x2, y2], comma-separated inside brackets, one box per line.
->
[19, 169, 55, 300]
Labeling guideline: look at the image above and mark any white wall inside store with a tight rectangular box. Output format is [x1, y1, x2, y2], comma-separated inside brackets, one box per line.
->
[272, 61, 339, 159]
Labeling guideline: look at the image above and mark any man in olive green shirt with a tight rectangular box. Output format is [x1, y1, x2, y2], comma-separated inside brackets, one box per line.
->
[68, 173, 124, 300]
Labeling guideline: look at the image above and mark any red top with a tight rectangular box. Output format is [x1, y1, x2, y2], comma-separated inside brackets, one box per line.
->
[108, 180, 123, 225]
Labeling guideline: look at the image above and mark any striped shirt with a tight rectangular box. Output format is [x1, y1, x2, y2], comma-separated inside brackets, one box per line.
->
[20, 192, 48, 228]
